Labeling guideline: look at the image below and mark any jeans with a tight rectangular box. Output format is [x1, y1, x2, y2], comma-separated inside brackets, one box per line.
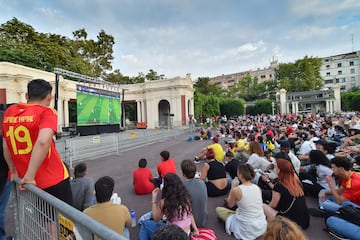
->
[138, 220, 165, 240]
[326, 216, 360, 240]
[318, 189, 360, 212]
[0, 180, 11, 240]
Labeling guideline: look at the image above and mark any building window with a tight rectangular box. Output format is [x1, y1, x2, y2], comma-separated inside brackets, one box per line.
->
[325, 79, 333, 84]
[261, 75, 266, 79]
[325, 59, 329, 62]
[338, 63, 342, 67]
[340, 78, 345, 83]
[341, 85, 346, 90]
[351, 76, 356, 81]
[336, 78, 339, 83]
[326, 72, 331, 76]
[338, 70, 342, 75]
[326, 65, 330, 68]
[351, 69, 355, 74]
[350, 61, 354, 66]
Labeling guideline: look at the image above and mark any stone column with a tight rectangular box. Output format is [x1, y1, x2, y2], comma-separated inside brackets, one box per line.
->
[137, 101, 142, 122]
[326, 100, 329, 113]
[333, 85, 341, 112]
[294, 102, 299, 115]
[64, 98, 69, 127]
[279, 89, 287, 114]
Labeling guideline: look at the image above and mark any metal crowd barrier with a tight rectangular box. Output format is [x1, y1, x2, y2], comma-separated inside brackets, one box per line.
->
[12, 178, 127, 240]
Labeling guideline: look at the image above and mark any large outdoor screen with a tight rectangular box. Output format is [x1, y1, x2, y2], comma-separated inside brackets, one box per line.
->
[76, 85, 121, 126]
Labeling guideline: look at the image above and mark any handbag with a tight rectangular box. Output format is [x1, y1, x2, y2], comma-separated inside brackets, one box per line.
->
[191, 228, 217, 240]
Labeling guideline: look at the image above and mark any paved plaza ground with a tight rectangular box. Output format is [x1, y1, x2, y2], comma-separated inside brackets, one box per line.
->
[6, 131, 329, 239]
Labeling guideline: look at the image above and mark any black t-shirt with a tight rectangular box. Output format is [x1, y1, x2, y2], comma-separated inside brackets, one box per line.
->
[207, 160, 226, 180]
[274, 182, 310, 229]
[225, 159, 240, 179]
[0, 138, 9, 193]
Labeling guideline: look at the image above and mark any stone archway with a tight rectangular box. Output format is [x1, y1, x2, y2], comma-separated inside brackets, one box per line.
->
[158, 100, 170, 128]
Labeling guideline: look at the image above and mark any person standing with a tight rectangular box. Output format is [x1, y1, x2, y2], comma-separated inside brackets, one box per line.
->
[0, 107, 11, 240]
[2, 79, 72, 204]
[70, 162, 94, 211]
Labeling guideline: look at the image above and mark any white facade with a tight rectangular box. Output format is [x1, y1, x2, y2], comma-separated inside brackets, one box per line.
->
[0, 62, 194, 130]
[320, 51, 360, 92]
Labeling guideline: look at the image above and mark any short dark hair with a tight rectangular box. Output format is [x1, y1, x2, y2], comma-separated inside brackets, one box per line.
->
[139, 158, 147, 168]
[27, 79, 52, 101]
[152, 224, 188, 240]
[74, 162, 87, 178]
[331, 157, 352, 171]
[237, 163, 255, 181]
[95, 176, 114, 203]
[160, 150, 170, 161]
[181, 159, 196, 179]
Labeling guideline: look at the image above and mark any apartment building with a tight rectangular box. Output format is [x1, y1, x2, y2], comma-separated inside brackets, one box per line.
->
[320, 51, 360, 92]
[209, 58, 278, 90]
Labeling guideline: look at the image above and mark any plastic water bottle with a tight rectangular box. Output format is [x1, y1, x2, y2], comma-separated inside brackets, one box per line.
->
[130, 209, 136, 227]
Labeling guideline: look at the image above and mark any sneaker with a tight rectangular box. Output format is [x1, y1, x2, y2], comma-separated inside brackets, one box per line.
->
[327, 230, 350, 240]
[308, 208, 334, 218]
[194, 156, 200, 164]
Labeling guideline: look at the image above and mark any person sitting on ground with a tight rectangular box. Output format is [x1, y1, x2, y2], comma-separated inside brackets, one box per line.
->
[195, 137, 224, 163]
[181, 160, 208, 228]
[216, 164, 267, 240]
[262, 152, 310, 229]
[325, 209, 360, 240]
[224, 151, 241, 180]
[263, 216, 307, 240]
[70, 162, 95, 211]
[200, 148, 230, 197]
[300, 150, 335, 198]
[247, 142, 271, 181]
[152, 224, 189, 240]
[133, 158, 155, 195]
[318, 157, 360, 213]
[138, 173, 199, 239]
[279, 140, 301, 175]
[83, 176, 131, 239]
[154, 150, 176, 187]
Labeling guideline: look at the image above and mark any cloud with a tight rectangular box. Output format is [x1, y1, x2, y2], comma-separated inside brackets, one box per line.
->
[290, 0, 360, 17]
[36, 7, 58, 18]
[236, 41, 266, 53]
[121, 54, 138, 64]
[287, 26, 335, 41]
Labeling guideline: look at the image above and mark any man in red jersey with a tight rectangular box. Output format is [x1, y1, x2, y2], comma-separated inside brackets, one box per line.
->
[2, 79, 72, 205]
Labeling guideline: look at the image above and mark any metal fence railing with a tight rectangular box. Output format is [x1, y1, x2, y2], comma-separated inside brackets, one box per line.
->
[12, 178, 127, 240]
[56, 128, 192, 168]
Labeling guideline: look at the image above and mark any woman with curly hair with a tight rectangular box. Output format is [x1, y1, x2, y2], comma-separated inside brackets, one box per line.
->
[138, 173, 199, 240]
[262, 152, 310, 229]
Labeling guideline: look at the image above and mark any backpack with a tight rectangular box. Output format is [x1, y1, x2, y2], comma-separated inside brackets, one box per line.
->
[337, 205, 360, 226]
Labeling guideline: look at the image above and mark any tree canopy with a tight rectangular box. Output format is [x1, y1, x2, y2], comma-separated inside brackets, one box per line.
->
[276, 56, 323, 92]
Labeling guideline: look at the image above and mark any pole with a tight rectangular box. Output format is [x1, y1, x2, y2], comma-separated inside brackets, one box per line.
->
[55, 73, 59, 110]
[122, 89, 126, 129]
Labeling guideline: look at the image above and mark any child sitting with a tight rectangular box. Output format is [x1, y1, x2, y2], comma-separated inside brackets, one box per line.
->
[133, 158, 155, 195]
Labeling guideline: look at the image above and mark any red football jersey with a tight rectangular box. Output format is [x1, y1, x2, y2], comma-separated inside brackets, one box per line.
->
[2, 103, 69, 189]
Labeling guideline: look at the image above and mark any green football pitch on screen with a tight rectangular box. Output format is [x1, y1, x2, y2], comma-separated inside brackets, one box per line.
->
[77, 91, 121, 126]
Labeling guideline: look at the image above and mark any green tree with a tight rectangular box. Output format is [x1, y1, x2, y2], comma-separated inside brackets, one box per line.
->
[194, 77, 224, 97]
[72, 28, 115, 76]
[220, 98, 245, 117]
[276, 56, 323, 92]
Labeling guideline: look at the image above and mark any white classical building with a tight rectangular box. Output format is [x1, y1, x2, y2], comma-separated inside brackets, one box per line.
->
[0, 62, 195, 131]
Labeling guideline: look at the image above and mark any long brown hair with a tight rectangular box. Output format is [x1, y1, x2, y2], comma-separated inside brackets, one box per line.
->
[276, 158, 304, 197]
[249, 141, 264, 157]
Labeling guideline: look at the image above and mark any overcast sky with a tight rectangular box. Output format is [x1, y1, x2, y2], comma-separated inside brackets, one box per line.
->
[1, 0, 360, 79]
